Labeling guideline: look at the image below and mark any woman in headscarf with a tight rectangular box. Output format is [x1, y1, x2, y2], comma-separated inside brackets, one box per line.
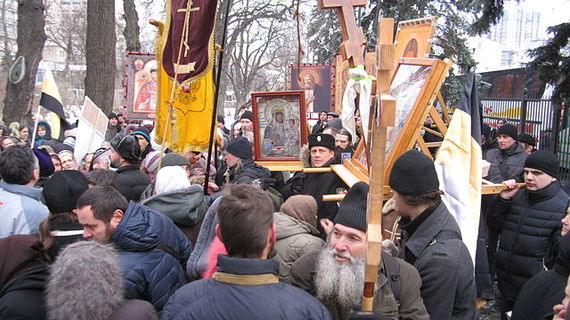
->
[34, 121, 52, 147]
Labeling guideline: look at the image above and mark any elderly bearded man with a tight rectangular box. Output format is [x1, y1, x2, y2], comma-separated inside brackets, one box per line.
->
[291, 182, 429, 320]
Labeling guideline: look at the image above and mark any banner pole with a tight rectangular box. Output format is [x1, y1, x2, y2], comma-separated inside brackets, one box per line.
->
[204, 0, 233, 195]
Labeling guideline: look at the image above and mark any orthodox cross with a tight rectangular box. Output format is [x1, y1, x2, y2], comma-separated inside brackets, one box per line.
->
[175, 0, 201, 74]
[317, 0, 367, 66]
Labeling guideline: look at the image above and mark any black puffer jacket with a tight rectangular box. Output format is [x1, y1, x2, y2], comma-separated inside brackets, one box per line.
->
[490, 182, 569, 298]
[511, 233, 570, 320]
[116, 165, 151, 202]
[484, 142, 527, 183]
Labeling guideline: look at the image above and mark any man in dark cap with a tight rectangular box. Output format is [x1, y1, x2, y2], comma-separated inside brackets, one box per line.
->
[239, 110, 254, 143]
[105, 112, 124, 142]
[215, 137, 271, 187]
[518, 133, 536, 155]
[485, 123, 527, 183]
[40, 170, 89, 260]
[217, 114, 229, 135]
[390, 150, 477, 319]
[488, 150, 569, 317]
[109, 135, 150, 202]
[131, 126, 156, 165]
[282, 133, 347, 238]
[292, 182, 429, 320]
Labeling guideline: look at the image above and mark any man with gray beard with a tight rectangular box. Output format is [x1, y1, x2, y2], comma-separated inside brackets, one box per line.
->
[292, 182, 429, 320]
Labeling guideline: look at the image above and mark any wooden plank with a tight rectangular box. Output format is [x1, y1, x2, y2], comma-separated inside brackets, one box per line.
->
[331, 164, 362, 187]
[254, 161, 303, 172]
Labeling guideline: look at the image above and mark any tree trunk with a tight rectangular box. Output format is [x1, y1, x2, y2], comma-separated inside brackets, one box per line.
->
[122, 0, 140, 52]
[2, 0, 46, 125]
[85, 0, 115, 115]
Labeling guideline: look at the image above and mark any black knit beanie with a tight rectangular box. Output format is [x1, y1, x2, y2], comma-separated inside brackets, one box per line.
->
[226, 137, 253, 159]
[389, 150, 440, 196]
[497, 124, 518, 140]
[524, 150, 559, 178]
[240, 111, 253, 122]
[42, 170, 89, 213]
[334, 182, 369, 232]
[309, 133, 335, 151]
[517, 133, 536, 146]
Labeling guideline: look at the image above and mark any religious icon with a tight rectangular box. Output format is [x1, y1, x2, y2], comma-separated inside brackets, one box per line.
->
[252, 91, 307, 161]
[125, 53, 158, 120]
[289, 64, 333, 114]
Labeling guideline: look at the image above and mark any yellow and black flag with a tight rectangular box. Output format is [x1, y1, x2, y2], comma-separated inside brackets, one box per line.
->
[39, 70, 69, 140]
[154, 0, 217, 153]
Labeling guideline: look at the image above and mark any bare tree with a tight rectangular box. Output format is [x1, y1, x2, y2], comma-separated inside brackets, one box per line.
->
[85, 0, 115, 114]
[215, 0, 297, 113]
[0, 0, 16, 67]
[123, 0, 140, 52]
[2, 0, 46, 125]
[45, 1, 86, 70]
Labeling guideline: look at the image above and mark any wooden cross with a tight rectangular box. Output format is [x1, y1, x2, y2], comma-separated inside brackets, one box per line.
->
[317, 0, 367, 66]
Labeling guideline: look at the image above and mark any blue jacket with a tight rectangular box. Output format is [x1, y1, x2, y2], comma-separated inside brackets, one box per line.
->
[163, 255, 331, 320]
[113, 202, 192, 311]
[0, 180, 48, 237]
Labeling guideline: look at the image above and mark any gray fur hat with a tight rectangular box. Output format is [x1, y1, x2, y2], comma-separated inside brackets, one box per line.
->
[46, 241, 124, 320]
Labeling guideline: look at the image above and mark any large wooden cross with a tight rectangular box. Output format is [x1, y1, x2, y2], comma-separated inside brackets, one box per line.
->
[317, 0, 367, 66]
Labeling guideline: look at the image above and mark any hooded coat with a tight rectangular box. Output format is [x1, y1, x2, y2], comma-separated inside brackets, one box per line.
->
[113, 202, 193, 311]
[511, 233, 570, 320]
[0, 235, 49, 320]
[140, 185, 207, 243]
[274, 211, 324, 283]
[34, 121, 52, 147]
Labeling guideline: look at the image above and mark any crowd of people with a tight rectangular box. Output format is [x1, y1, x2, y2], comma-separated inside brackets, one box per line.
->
[1, 109, 570, 320]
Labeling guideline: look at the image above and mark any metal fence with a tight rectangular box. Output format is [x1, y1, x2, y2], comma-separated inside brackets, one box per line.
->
[480, 96, 570, 182]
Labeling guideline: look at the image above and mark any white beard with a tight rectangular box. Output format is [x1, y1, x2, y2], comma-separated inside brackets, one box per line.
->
[315, 247, 365, 309]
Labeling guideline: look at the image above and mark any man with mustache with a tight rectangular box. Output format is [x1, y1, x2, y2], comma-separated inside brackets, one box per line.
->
[489, 150, 569, 318]
[292, 182, 429, 319]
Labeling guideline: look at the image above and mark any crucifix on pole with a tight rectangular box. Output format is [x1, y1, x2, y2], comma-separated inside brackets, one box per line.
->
[316, 0, 398, 313]
[317, 0, 367, 66]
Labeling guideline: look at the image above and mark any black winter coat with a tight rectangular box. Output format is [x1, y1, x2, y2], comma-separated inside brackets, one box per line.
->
[489, 182, 569, 304]
[116, 165, 151, 202]
[399, 202, 477, 320]
[484, 142, 527, 183]
[0, 265, 48, 320]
